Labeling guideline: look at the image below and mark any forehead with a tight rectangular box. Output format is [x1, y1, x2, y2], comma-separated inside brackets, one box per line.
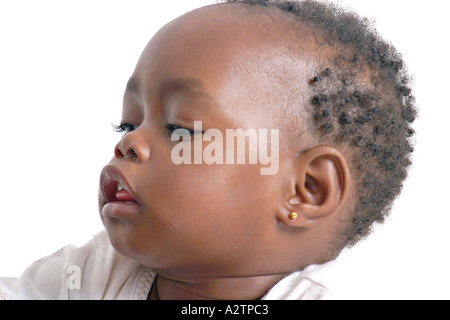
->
[135, 4, 317, 85]
[132, 4, 318, 135]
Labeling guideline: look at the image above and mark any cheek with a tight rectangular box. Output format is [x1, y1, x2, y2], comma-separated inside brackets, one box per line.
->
[147, 162, 273, 246]
[117, 146, 282, 272]
[154, 164, 255, 226]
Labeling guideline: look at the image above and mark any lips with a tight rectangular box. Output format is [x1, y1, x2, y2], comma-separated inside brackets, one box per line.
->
[116, 183, 137, 202]
[99, 165, 142, 219]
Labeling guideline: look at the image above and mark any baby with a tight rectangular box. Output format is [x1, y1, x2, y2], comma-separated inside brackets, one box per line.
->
[0, 0, 416, 300]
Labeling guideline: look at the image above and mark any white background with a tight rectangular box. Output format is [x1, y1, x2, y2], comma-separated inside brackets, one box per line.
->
[0, 0, 449, 299]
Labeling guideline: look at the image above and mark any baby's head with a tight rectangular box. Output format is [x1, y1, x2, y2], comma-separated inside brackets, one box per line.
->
[99, 0, 416, 278]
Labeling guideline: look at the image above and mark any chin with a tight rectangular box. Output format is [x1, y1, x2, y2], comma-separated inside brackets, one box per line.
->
[102, 220, 161, 267]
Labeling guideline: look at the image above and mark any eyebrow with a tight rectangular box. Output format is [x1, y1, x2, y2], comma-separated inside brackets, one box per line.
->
[158, 77, 214, 103]
[125, 75, 213, 97]
[123, 76, 218, 112]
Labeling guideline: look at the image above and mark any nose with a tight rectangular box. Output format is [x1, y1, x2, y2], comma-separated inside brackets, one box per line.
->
[114, 130, 151, 162]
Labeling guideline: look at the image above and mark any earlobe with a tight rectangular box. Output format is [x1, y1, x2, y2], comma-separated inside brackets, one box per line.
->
[278, 145, 351, 228]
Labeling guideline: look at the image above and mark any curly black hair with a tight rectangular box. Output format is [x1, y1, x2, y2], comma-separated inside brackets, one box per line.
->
[218, 0, 417, 250]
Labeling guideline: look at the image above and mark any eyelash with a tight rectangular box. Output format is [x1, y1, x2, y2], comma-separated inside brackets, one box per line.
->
[165, 123, 196, 135]
[112, 123, 138, 134]
[112, 123, 199, 136]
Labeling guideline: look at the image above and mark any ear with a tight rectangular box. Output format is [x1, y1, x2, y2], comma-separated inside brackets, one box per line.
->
[277, 145, 351, 228]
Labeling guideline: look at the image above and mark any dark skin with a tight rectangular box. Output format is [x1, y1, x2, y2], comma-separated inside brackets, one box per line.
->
[98, 4, 353, 300]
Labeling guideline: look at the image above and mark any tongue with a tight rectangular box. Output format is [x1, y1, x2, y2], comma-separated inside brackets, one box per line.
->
[116, 190, 137, 202]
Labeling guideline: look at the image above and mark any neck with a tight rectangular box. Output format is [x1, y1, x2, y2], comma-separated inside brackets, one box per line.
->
[149, 272, 289, 300]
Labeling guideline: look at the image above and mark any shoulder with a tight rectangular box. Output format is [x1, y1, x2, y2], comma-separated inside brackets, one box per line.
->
[262, 260, 351, 300]
[0, 230, 155, 300]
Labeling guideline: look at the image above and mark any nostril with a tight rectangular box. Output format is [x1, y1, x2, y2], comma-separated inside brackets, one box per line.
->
[114, 143, 138, 160]
[114, 131, 150, 162]
[114, 144, 124, 159]
[128, 148, 138, 160]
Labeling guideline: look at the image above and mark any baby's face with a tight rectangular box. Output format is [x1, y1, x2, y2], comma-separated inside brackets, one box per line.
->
[98, 5, 314, 277]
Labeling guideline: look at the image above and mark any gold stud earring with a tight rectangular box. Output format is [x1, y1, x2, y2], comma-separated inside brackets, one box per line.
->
[288, 212, 298, 220]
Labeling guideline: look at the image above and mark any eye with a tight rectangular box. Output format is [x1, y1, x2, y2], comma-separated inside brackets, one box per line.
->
[112, 123, 138, 134]
[165, 123, 199, 136]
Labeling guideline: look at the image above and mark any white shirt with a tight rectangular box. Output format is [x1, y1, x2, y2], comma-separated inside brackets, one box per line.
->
[0, 230, 340, 300]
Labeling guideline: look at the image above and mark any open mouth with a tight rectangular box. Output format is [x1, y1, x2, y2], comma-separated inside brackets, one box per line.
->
[104, 179, 139, 204]
[100, 165, 142, 219]
[115, 182, 138, 203]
